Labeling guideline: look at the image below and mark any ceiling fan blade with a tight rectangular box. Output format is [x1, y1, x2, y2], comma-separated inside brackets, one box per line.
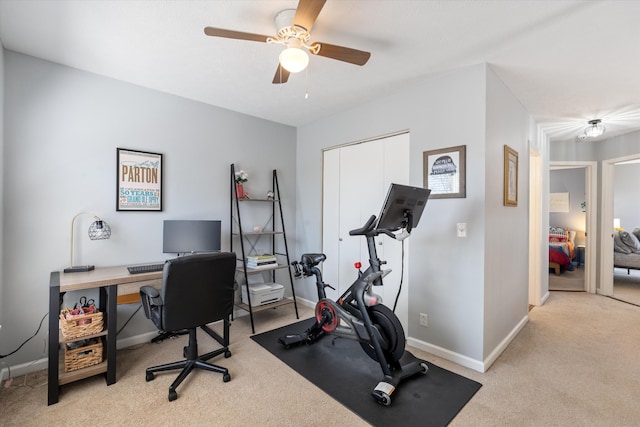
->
[311, 42, 371, 66]
[293, 0, 326, 32]
[272, 64, 291, 84]
[204, 27, 270, 43]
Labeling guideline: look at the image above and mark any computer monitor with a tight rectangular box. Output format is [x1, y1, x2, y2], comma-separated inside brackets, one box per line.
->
[162, 220, 221, 255]
[376, 184, 431, 233]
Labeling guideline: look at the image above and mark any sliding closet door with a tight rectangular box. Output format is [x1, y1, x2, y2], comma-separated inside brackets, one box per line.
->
[322, 133, 410, 328]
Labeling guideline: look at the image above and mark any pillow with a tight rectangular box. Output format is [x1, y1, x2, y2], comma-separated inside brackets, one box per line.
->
[549, 226, 568, 243]
[619, 230, 640, 253]
[614, 231, 632, 254]
[633, 227, 640, 242]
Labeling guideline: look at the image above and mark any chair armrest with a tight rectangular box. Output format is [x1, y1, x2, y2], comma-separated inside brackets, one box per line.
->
[140, 285, 163, 319]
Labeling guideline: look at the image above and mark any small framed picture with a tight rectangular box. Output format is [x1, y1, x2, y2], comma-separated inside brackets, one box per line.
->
[423, 145, 466, 199]
[504, 145, 518, 207]
[116, 148, 163, 211]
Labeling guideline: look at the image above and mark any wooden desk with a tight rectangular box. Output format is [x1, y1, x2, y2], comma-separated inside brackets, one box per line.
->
[48, 265, 162, 405]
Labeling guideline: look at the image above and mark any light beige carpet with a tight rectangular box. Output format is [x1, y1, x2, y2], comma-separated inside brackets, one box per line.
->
[2, 292, 640, 426]
[613, 268, 640, 306]
[549, 264, 585, 291]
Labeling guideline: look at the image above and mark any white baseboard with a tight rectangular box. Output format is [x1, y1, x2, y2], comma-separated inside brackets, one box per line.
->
[294, 296, 316, 309]
[482, 314, 528, 371]
[0, 357, 48, 382]
[408, 313, 529, 373]
[407, 337, 485, 372]
[541, 290, 551, 305]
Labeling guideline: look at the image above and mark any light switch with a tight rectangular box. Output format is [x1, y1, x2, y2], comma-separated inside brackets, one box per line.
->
[457, 223, 467, 237]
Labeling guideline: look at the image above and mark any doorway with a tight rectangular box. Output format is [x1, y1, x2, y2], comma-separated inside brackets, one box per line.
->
[549, 161, 597, 294]
[601, 154, 640, 302]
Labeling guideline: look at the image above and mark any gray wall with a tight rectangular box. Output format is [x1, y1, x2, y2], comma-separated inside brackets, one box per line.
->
[296, 64, 532, 367]
[614, 162, 640, 230]
[0, 51, 296, 366]
[550, 168, 587, 245]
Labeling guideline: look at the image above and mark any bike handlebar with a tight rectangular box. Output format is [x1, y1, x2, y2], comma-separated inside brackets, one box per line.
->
[349, 215, 377, 236]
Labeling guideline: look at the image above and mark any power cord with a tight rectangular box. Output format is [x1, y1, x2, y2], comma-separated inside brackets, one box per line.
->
[0, 312, 48, 359]
[392, 238, 406, 313]
[116, 304, 142, 336]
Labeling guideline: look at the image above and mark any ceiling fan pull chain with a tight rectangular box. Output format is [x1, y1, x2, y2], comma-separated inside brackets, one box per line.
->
[305, 67, 309, 99]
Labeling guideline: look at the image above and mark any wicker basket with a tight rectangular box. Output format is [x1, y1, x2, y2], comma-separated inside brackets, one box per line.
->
[59, 311, 104, 340]
[64, 339, 103, 372]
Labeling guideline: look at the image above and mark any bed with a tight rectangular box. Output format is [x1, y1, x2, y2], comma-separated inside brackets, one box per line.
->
[548, 226, 576, 276]
[613, 228, 640, 273]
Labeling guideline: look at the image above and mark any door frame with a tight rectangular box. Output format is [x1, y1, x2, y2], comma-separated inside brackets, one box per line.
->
[600, 153, 640, 296]
[549, 161, 597, 294]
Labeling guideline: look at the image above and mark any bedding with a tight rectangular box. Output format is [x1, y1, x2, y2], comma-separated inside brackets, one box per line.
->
[548, 226, 576, 275]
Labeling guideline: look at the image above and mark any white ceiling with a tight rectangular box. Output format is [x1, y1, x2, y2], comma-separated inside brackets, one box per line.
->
[1, 0, 639, 142]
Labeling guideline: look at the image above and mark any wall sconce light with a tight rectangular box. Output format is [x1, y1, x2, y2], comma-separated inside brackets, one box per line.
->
[64, 212, 112, 273]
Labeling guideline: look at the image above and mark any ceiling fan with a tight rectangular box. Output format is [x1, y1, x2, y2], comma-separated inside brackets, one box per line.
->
[204, 0, 371, 84]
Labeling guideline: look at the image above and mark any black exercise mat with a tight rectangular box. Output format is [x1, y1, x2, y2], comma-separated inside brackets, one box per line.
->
[252, 318, 482, 427]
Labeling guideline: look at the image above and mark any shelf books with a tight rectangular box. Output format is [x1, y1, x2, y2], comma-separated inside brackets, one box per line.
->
[246, 254, 277, 269]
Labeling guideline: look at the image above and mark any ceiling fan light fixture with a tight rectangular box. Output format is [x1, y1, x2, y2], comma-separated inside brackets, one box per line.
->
[583, 119, 605, 138]
[279, 47, 309, 73]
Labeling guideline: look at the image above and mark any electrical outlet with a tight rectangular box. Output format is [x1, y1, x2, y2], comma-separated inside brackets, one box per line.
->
[419, 313, 428, 327]
[457, 223, 467, 238]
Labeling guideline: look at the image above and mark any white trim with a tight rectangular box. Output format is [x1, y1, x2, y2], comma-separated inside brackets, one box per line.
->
[407, 337, 484, 373]
[529, 147, 542, 305]
[407, 314, 528, 373]
[600, 153, 640, 295]
[549, 161, 597, 294]
[0, 357, 48, 382]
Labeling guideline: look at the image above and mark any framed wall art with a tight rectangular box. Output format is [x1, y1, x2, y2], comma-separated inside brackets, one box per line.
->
[503, 145, 518, 207]
[116, 148, 163, 211]
[423, 145, 466, 199]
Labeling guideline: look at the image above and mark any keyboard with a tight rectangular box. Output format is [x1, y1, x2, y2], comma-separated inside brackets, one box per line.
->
[127, 263, 164, 275]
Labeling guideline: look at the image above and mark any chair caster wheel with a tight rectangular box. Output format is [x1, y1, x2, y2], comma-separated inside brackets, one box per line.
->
[168, 389, 178, 401]
[146, 371, 155, 382]
[420, 362, 429, 374]
[223, 373, 231, 382]
[225, 350, 232, 358]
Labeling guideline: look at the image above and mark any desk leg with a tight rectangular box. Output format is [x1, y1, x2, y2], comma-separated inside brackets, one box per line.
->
[48, 272, 60, 405]
[101, 285, 117, 385]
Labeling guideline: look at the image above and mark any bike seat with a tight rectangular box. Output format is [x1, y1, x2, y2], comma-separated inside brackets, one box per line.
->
[301, 253, 326, 266]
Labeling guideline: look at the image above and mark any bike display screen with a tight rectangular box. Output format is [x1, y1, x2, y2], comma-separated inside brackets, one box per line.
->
[376, 184, 430, 232]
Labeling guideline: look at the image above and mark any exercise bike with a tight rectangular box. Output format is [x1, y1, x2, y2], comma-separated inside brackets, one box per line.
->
[279, 183, 431, 406]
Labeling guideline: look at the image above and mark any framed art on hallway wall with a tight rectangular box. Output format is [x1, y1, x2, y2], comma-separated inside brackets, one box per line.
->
[504, 145, 518, 207]
[423, 145, 466, 199]
[116, 148, 163, 211]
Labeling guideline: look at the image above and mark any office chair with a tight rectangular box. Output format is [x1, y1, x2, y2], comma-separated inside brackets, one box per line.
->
[140, 252, 236, 401]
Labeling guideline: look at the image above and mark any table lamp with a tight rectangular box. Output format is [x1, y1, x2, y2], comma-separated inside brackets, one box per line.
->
[64, 212, 112, 273]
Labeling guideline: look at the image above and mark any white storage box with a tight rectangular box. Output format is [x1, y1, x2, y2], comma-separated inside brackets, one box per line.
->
[241, 282, 284, 306]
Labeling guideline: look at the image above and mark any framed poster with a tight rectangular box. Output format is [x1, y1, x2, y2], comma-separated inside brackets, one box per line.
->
[423, 145, 466, 199]
[504, 145, 518, 207]
[116, 148, 163, 211]
[550, 192, 570, 212]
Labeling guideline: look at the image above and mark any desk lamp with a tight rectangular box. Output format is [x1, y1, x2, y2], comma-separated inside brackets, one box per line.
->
[64, 212, 111, 273]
